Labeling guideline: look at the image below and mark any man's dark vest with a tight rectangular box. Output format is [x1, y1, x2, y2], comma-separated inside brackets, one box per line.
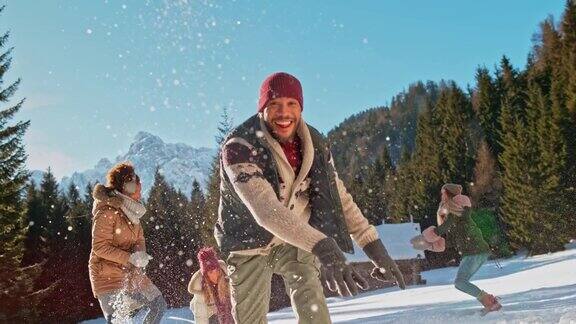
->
[214, 115, 354, 255]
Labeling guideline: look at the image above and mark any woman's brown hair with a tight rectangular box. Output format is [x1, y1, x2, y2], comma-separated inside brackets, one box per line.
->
[106, 162, 139, 192]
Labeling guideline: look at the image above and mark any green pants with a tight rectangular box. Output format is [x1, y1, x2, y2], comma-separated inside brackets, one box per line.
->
[226, 244, 331, 324]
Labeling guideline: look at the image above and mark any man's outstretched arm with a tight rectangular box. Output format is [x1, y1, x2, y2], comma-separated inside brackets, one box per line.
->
[222, 139, 327, 252]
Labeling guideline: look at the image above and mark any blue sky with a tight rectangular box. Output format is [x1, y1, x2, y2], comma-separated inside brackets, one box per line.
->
[2, 0, 566, 177]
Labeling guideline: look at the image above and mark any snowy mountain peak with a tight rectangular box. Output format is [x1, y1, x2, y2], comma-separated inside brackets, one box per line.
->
[95, 158, 113, 170]
[133, 131, 164, 146]
[57, 132, 216, 197]
[134, 131, 160, 142]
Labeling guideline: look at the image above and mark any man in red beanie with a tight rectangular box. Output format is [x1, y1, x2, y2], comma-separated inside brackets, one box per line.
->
[215, 72, 405, 324]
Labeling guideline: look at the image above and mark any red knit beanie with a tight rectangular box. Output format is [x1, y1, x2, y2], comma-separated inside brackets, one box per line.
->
[197, 247, 220, 275]
[258, 72, 303, 113]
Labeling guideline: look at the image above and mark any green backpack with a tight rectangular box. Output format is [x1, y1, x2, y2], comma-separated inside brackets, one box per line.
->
[470, 208, 513, 258]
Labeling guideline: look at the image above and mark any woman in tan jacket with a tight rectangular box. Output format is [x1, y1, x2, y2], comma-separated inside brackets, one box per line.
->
[89, 162, 167, 323]
[188, 247, 232, 324]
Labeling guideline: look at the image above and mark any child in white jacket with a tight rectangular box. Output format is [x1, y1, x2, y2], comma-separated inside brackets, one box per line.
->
[188, 247, 232, 324]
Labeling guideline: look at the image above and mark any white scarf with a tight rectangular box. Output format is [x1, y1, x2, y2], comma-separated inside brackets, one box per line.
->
[114, 190, 147, 224]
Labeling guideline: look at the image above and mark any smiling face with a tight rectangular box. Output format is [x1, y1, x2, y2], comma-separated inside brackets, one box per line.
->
[262, 97, 302, 143]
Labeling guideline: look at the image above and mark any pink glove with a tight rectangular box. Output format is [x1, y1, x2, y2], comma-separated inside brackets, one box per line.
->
[422, 226, 442, 243]
[430, 237, 446, 252]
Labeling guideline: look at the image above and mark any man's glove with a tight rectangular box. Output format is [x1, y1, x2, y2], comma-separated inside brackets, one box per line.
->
[312, 237, 369, 297]
[128, 251, 153, 268]
[363, 239, 406, 289]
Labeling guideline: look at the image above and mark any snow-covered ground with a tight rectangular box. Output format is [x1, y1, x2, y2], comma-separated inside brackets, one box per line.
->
[84, 242, 576, 324]
[345, 222, 423, 262]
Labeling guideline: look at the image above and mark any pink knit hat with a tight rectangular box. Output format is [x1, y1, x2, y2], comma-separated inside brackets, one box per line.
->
[441, 183, 463, 196]
[258, 72, 303, 113]
[197, 247, 220, 275]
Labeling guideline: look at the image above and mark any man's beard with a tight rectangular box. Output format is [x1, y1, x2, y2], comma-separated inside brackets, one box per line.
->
[266, 118, 298, 142]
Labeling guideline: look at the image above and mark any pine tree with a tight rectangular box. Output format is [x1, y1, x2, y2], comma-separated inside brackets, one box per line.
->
[497, 56, 527, 129]
[406, 103, 442, 224]
[22, 179, 47, 266]
[388, 147, 413, 223]
[497, 77, 569, 254]
[215, 106, 234, 145]
[358, 145, 394, 224]
[470, 140, 501, 208]
[0, 5, 39, 318]
[203, 108, 234, 248]
[84, 182, 95, 208]
[558, 0, 576, 238]
[59, 183, 98, 321]
[561, 0, 576, 115]
[189, 179, 206, 246]
[531, 79, 571, 252]
[144, 169, 193, 306]
[32, 170, 71, 321]
[474, 67, 502, 156]
[434, 82, 476, 187]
